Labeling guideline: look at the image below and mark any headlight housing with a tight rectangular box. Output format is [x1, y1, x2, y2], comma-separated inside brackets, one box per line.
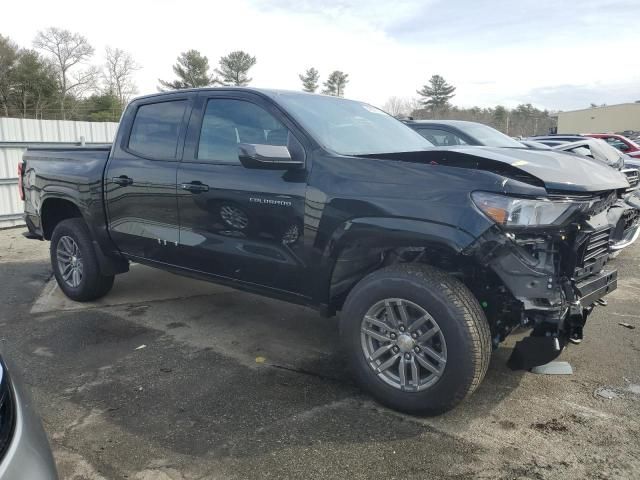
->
[471, 192, 586, 228]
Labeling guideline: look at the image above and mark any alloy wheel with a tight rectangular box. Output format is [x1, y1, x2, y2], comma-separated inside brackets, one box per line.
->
[360, 298, 447, 391]
[56, 235, 84, 288]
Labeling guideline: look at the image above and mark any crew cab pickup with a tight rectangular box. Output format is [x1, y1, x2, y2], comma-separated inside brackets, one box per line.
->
[20, 88, 636, 415]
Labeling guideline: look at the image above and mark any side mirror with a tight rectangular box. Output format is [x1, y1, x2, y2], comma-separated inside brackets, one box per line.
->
[238, 143, 303, 169]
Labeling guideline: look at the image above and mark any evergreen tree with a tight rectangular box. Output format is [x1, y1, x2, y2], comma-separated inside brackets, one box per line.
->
[299, 67, 320, 92]
[0, 35, 19, 116]
[215, 51, 256, 87]
[158, 50, 215, 90]
[83, 92, 122, 122]
[322, 70, 349, 97]
[493, 105, 507, 130]
[417, 75, 456, 115]
[11, 49, 57, 118]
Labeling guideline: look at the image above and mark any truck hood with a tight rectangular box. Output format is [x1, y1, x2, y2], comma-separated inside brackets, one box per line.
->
[364, 146, 630, 193]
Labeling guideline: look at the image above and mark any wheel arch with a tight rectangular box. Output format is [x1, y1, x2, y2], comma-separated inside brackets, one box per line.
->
[41, 195, 129, 276]
[40, 196, 86, 240]
[322, 217, 479, 312]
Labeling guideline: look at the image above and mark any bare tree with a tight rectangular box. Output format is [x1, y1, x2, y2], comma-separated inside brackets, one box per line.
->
[382, 96, 408, 117]
[405, 97, 423, 117]
[33, 27, 97, 118]
[104, 47, 140, 108]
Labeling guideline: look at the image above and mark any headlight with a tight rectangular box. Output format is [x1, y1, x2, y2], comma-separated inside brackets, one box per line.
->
[471, 192, 585, 227]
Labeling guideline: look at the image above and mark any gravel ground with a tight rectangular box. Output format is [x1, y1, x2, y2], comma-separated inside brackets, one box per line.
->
[0, 226, 639, 479]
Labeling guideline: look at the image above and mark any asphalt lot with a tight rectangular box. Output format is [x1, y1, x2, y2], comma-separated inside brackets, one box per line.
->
[1, 227, 639, 479]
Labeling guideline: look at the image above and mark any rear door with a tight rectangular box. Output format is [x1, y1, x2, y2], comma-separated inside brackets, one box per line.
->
[176, 92, 309, 296]
[105, 95, 191, 262]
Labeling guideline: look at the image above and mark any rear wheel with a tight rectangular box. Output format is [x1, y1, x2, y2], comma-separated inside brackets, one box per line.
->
[50, 218, 114, 301]
[340, 264, 491, 415]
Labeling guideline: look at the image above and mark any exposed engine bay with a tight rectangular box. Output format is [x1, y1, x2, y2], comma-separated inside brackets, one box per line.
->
[466, 189, 639, 369]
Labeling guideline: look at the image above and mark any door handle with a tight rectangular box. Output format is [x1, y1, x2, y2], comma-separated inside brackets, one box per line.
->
[112, 175, 133, 186]
[180, 181, 209, 193]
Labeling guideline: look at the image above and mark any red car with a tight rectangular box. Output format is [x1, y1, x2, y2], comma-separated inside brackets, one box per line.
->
[585, 133, 640, 158]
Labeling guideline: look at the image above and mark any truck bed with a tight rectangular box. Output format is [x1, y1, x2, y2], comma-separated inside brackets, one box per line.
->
[22, 145, 113, 241]
[23, 145, 111, 162]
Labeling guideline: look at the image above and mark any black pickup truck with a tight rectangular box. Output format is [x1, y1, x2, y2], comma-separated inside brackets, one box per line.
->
[20, 88, 637, 414]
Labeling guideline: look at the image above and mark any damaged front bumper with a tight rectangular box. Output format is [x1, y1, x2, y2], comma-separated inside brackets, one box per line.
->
[575, 269, 617, 307]
[610, 192, 640, 251]
[467, 201, 630, 370]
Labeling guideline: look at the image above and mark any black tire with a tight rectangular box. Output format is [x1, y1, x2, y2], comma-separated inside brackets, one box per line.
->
[50, 218, 115, 302]
[340, 264, 491, 415]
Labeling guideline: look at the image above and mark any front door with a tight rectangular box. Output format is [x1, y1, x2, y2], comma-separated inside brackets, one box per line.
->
[176, 93, 308, 296]
[105, 96, 190, 262]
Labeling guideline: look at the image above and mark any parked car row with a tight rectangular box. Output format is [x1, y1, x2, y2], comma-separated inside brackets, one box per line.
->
[525, 134, 640, 254]
[527, 133, 640, 165]
[405, 119, 640, 254]
[526, 134, 640, 190]
[587, 133, 640, 158]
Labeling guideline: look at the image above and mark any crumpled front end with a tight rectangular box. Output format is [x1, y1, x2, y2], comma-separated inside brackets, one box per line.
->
[610, 190, 640, 251]
[467, 190, 632, 370]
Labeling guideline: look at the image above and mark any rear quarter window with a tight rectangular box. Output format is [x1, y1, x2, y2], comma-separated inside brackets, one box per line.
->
[128, 100, 187, 159]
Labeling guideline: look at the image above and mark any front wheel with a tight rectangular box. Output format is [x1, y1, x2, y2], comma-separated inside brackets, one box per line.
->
[50, 218, 114, 302]
[340, 264, 491, 415]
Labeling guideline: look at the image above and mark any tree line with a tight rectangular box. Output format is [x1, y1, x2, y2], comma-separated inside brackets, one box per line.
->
[383, 74, 556, 137]
[0, 29, 138, 121]
[0, 27, 352, 122]
[158, 50, 350, 98]
[157, 49, 257, 90]
[1, 28, 556, 135]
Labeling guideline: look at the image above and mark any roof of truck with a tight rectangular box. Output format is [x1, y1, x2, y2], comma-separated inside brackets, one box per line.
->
[402, 120, 482, 126]
[131, 87, 328, 103]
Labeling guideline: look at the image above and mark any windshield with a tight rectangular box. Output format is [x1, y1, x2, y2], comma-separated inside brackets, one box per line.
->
[628, 137, 640, 148]
[273, 93, 433, 155]
[590, 139, 625, 167]
[456, 122, 524, 148]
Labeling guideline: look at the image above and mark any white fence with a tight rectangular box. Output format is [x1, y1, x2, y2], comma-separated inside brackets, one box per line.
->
[0, 118, 118, 228]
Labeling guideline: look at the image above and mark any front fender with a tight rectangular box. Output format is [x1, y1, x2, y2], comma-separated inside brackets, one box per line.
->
[316, 216, 481, 307]
[325, 217, 477, 256]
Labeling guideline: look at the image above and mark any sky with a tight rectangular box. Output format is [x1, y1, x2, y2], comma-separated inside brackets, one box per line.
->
[1, 0, 639, 111]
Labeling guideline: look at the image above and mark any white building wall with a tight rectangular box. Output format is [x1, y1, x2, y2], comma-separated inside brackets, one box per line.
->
[0, 118, 118, 228]
[557, 103, 640, 134]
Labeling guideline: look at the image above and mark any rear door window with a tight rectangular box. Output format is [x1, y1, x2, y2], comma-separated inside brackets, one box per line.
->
[128, 100, 188, 159]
